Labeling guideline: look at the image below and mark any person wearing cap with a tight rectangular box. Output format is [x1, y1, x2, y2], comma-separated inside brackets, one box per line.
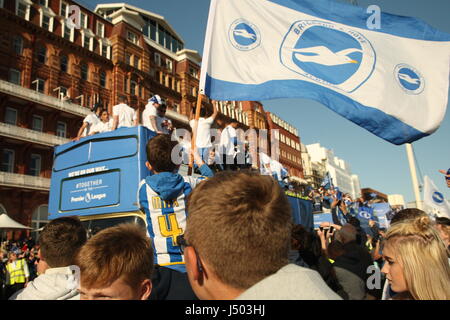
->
[74, 102, 102, 140]
[112, 96, 138, 130]
[143, 95, 167, 134]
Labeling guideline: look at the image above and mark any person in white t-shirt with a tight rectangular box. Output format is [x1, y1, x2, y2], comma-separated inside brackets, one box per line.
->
[218, 120, 239, 170]
[75, 103, 102, 140]
[89, 109, 113, 135]
[142, 95, 167, 134]
[259, 152, 273, 176]
[189, 104, 218, 163]
[111, 96, 138, 130]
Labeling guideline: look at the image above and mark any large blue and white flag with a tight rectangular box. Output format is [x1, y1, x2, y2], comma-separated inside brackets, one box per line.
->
[423, 175, 450, 218]
[199, 0, 450, 144]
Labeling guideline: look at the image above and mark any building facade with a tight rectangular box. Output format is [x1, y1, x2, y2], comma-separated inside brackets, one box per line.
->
[266, 112, 304, 179]
[306, 143, 360, 198]
[0, 0, 309, 238]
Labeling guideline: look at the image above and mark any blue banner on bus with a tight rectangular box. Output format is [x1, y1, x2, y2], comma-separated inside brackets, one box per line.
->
[48, 126, 156, 219]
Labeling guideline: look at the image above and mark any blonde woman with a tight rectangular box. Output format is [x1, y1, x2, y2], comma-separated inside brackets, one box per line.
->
[381, 216, 450, 300]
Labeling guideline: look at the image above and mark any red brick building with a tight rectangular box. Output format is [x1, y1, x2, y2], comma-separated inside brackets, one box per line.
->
[266, 112, 304, 179]
[0, 1, 307, 239]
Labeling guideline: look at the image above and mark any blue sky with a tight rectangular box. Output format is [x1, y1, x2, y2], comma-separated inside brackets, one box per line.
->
[82, 0, 450, 203]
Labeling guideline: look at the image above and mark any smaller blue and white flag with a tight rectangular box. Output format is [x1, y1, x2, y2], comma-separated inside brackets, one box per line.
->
[200, 0, 450, 145]
[320, 172, 333, 190]
[423, 175, 450, 218]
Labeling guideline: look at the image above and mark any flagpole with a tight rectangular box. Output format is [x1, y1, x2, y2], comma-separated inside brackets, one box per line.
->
[405, 143, 423, 210]
[188, 93, 204, 175]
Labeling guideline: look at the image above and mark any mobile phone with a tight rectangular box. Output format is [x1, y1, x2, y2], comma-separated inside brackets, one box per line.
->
[329, 226, 334, 234]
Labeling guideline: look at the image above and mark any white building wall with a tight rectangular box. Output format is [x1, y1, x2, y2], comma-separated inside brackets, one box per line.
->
[306, 143, 359, 198]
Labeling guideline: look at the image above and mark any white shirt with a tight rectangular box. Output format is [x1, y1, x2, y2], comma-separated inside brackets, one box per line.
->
[142, 103, 158, 131]
[90, 119, 113, 134]
[219, 125, 237, 156]
[259, 152, 272, 175]
[82, 113, 100, 137]
[112, 103, 136, 128]
[189, 116, 214, 148]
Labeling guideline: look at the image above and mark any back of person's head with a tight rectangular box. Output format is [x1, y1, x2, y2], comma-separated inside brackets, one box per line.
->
[435, 217, 450, 247]
[146, 134, 179, 173]
[39, 217, 86, 268]
[118, 95, 128, 104]
[75, 223, 153, 299]
[348, 216, 361, 229]
[384, 216, 450, 300]
[186, 171, 292, 290]
[390, 208, 427, 224]
[199, 108, 207, 118]
[327, 240, 345, 261]
[335, 224, 357, 244]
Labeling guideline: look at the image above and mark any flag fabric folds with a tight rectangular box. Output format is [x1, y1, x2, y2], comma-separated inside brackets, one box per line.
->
[200, 0, 450, 145]
[423, 175, 450, 218]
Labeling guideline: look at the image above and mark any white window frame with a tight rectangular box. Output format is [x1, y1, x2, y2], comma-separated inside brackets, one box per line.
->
[2, 149, 15, 173]
[127, 30, 139, 45]
[98, 39, 111, 59]
[31, 204, 49, 240]
[61, 19, 75, 42]
[166, 59, 173, 72]
[29, 153, 42, 177]
[81, 30, 94, 51]
[16, 0, 32, 21]
[154, 52, 161, 66]
[5, 107, 17, 125]
[56, 121, 67, 138]
[32, 115, 43, 132]
[60, 1, 69, 18]
[9, 68, 21, 85]
[32, 78, 45, 93]
[80, 12, 89, 29]
[130, 80, 137, 96]
[96, 21, 105, 37]
[39, 7, 56, 32]
[12, 35, 23, 55]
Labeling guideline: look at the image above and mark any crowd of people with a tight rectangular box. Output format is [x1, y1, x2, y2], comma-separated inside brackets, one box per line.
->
[1, 131, 448, 301]
[73, 95, 289, 183]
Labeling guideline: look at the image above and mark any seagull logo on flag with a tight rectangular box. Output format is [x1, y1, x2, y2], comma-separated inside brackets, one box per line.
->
[398, 72, 420, 85]
[233, 28, 257, 41]
[290, 46, 361, 66]
[432, 191, 444, 204]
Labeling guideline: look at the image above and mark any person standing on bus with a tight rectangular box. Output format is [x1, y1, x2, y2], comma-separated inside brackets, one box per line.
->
[75, 102, 102, 140]
[112, 96, 138, 130]
[142, 95, 166, 134]
[138, 135, 213, 300]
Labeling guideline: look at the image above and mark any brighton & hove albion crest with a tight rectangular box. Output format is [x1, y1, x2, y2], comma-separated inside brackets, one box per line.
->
[229, 19, 261, 51]
[432, 191, 444, 205]
[394, 64, 424, 95]
[280, 21, 376, 93]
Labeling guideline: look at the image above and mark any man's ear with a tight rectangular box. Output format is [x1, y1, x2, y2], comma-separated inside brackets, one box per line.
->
[185, 246, 203, 283]
[145, 161, 153, 171]
[140, 279, 152, 300]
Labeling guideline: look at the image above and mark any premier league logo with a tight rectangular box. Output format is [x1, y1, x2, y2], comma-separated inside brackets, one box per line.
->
[280, 21, 376, 93]
[394, 64, 424, 95]
[229, 19, 261, 51]
[432, 191, 444, 204]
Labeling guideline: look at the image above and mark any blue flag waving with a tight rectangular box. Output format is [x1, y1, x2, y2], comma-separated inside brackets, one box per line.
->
[200, 0, 450, 145]
[320, 171, 333, 190]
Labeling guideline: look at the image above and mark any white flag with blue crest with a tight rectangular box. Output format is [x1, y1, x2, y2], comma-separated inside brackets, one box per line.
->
[199, 0, 450, 145]
[423, 175, 450, 218]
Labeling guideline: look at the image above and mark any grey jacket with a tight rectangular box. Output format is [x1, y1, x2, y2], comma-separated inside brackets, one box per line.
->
[236, 264, 342, 300]
[10, 267, 79, 300]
